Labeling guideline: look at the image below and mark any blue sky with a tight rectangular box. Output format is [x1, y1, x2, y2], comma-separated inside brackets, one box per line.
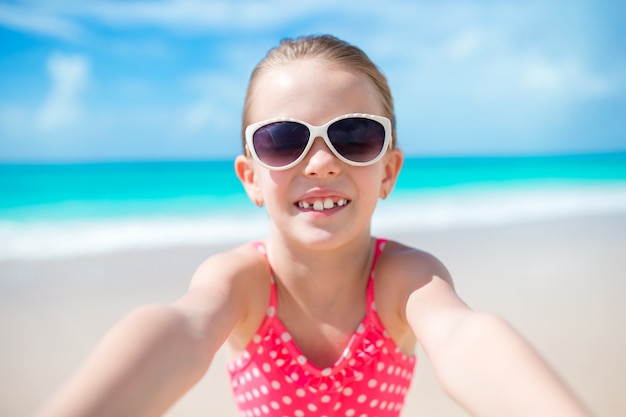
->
[0, 0, 624, 162]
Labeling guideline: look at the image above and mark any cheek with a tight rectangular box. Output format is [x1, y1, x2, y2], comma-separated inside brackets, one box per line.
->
[359, 166, 385, 193]
[259, 172, 291, 204]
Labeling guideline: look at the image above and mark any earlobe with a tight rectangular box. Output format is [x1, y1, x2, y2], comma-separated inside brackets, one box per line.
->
[234, 155, 264, 207]
[380, 148, 404, 199]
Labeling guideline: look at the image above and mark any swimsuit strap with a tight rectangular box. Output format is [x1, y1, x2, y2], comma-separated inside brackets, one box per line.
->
[251, 241, 278, 313]
[366, 238, 388, 321]
[251, 240, 273, 277]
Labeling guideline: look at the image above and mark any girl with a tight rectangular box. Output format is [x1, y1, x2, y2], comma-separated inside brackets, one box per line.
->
[36, 35, 593, 417]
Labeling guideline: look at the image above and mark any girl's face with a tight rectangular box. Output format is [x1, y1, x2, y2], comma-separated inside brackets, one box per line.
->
[236, 58, 402, 250]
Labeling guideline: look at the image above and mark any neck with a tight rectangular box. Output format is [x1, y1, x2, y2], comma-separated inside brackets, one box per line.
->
[265, 234, 375, 303]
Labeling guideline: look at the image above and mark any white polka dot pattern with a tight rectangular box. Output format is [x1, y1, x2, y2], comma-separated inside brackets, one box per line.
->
[228, 239, 416, 416]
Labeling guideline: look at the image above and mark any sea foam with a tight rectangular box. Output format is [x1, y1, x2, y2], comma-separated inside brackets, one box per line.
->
[2, 183, 625, 261]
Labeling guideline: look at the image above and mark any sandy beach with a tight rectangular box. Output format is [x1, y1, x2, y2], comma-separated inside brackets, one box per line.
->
[1, 213, 624, 417]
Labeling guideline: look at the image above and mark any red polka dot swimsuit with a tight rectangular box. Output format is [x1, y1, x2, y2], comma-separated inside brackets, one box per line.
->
[227, 239, 417, 417]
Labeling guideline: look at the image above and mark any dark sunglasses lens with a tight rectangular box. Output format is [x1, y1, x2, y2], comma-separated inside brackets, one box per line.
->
[328, 118, 386, 162]
[252, 122, 310, 167]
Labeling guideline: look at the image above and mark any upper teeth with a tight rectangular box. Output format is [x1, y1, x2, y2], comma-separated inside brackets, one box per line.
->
[299, 198, 347, 211]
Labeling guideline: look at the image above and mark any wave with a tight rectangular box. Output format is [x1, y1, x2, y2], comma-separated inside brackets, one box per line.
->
[375, 181, 626, 232]
[2, 182, 626, 261]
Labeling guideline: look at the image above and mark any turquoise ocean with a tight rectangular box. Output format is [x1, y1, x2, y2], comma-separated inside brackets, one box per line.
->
[2, 153, 626, 261]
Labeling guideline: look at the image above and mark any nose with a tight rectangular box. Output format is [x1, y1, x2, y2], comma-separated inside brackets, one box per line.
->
[302, 136, 341, 177]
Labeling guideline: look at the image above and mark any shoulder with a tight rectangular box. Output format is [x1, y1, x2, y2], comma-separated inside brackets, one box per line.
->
[188, 242, 272, 311]
[186, 242, 273, 349]
[176, 243, 269, 324]
[191, 242, 270, 289]
[376, 239, 454, 293]
[375, 239, 470, 351]
[165, 242, 271, 359]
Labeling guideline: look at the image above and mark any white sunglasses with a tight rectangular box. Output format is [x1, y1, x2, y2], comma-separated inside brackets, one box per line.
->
[244, 113, 392, 171]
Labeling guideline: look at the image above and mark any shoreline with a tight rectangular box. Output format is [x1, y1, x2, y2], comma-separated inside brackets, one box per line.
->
[3, 180, 626, 263]
[1, 213, 624, 416]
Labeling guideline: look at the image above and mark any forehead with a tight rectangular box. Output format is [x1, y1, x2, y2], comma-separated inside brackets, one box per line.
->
[247, 58, 384, 124]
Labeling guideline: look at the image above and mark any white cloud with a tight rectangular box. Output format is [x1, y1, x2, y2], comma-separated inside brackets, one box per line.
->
[0, 3, 83, 41]
[45, 0, 336, 32]
[37, 53, 90, 131]
[1, 0, 393, 36]
[379, 3, 618, 106]
[522, 58, 613, 97]
[182, 99, 229, 131]
[444, 30, 485, 61]
[180, 72, 244, 132]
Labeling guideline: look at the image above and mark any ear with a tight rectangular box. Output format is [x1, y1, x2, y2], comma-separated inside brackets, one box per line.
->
[235, 155, 264, 207]
[379, 148, 404, 199]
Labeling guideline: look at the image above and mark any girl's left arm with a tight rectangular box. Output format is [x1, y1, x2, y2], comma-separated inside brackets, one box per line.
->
[396, 250, 595, 417]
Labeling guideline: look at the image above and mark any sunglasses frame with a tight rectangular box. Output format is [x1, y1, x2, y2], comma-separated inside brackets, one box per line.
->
[244, 113, 392, 171]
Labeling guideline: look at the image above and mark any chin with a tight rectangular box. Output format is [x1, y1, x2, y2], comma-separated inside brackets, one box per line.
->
[285, 225, 368, 251]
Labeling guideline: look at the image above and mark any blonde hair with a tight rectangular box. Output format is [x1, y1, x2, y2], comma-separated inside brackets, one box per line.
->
[241, 34, 397, 151]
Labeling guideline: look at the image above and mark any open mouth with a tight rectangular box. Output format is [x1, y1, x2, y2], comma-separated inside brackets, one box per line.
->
[296, 198, 350, 211]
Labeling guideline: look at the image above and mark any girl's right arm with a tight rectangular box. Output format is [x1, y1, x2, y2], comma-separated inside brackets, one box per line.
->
[33, 246, 258, 417]
[393, 248, 594, 417]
